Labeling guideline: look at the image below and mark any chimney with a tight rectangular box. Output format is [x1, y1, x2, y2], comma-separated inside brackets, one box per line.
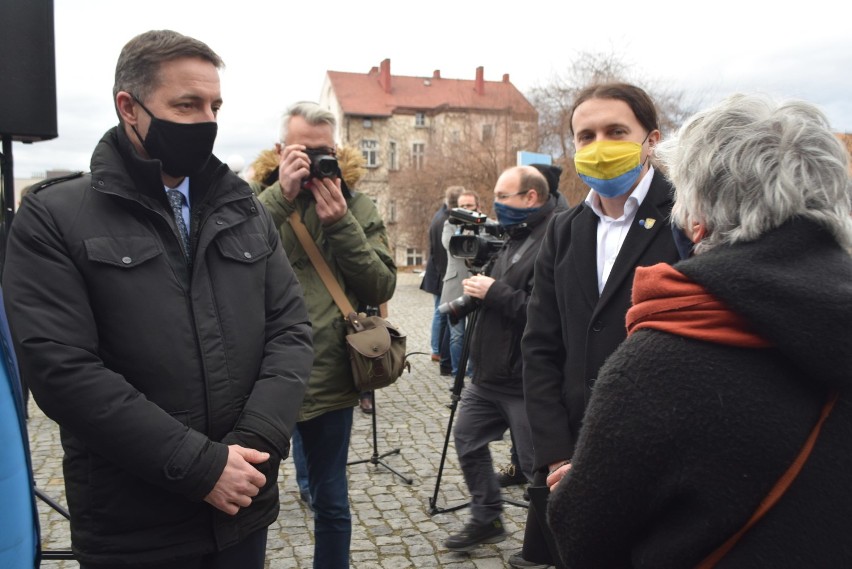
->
[475, 66, 484, 95]
[379, 58, 391, 93]
[433, 70, 441, 79]
[502, 73, 510, 83]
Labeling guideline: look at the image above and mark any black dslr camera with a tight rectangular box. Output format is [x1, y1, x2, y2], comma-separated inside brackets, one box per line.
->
[438, 208, 506, 323]
[301, 148, 340, 189]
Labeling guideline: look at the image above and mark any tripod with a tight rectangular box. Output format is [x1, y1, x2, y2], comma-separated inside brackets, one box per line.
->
[347, 389, 413, 484]
[428, 307, 528, 515]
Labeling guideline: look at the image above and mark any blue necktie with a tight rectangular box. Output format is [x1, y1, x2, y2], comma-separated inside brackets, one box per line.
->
[166, 189, 191, 262]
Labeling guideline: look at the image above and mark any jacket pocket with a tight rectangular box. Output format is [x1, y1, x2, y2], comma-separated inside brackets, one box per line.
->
[84, 236, 162, 268]
[215, 232, 271, 264]
[88, 411, 203, 536]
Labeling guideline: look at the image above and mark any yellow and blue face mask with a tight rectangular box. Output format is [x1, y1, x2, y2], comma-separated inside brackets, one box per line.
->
[574, 139, 647, 198]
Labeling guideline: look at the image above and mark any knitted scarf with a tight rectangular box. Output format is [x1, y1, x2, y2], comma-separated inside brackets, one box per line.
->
[626, 263, 770, 348]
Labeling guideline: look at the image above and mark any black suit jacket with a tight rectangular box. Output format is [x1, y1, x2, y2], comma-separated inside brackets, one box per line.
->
[522, 172, 680, 471]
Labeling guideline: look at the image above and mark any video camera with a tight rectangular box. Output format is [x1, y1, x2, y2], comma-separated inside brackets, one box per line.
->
[438, 207, 506, 324]
[446, 208, 505, 272]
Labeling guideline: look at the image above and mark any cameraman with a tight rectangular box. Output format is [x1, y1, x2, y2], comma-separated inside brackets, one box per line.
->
[444, 166, 565, 552]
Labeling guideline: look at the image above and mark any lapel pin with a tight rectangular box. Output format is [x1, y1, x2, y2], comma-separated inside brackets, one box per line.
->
[638, 218, 656, 229]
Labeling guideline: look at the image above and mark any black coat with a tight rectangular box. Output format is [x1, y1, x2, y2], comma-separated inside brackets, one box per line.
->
[548, 219, 852, 568]
[2, 127, 313, 566]
[470, 195, 562, 392]
[420, 205, 449, 295]
[522, 174, 680, 471]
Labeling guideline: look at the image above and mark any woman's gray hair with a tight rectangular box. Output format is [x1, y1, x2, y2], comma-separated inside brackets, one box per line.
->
[657, 93, 852, 254]
[279, 101, 336, 143]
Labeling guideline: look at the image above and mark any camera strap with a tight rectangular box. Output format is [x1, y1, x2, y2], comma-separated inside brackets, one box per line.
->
[288, 211, 355, 316]
[696, 390, 839, 568]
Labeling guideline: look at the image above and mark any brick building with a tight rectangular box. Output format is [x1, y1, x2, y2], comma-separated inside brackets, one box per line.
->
[320, 59, 538, 267]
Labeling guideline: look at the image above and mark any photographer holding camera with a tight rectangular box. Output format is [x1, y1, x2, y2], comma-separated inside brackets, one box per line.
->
[254, 101, 396, 568]
[443, 166, 565, 552]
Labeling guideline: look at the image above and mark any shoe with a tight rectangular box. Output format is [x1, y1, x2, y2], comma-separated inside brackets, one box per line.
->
[431, 353, 441, 362]
[496, 463, 527, 487]
[444, 518, 506, 551]
[440, 366, 453, 376]
[359, 394, 374, 414]
[508, 551, 552, 568]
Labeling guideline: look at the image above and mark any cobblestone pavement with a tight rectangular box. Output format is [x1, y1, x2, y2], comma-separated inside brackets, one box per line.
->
[29, 271, 530, 568]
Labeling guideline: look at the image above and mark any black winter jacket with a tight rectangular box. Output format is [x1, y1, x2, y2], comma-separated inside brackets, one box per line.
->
[469, 195, 562, 393]
[2, 127, 313, 566]
[548, 219, 852, 568]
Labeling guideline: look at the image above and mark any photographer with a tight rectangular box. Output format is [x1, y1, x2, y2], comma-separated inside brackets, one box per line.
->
[443, 166, 564, 552]
[254, 101, 396, 568]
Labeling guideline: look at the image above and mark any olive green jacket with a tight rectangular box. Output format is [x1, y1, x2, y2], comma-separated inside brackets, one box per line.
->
[255, 182, 397, 420]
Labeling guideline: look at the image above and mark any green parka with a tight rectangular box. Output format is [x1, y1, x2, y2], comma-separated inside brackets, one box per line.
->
[256, 182, 396, 420]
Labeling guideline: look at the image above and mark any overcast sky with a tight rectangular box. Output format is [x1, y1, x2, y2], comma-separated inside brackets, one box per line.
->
[9, 0, 852, 178]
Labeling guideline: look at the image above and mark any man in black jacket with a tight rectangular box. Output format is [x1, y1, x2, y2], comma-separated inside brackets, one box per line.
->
[443, 166, 563, 552]
[2, 30, 312, 569]
[512, 83, 680, 568]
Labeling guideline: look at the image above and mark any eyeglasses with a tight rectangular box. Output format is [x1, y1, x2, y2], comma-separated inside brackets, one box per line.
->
[494, 190, 529, 201]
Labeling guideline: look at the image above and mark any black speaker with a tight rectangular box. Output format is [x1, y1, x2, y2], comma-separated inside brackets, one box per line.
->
[0, 0, 57, 142]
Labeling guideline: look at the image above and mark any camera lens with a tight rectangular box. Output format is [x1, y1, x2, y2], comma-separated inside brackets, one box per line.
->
[438, 294, 477, 324]
[316, 156, 339, 178]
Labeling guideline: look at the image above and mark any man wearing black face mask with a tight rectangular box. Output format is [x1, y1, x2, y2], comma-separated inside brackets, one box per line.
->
[443, 166, 565, 553]
[2, 30, 313, 569]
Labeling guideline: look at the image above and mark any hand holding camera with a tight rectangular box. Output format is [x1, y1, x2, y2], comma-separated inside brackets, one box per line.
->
[277, 144, 347, 224]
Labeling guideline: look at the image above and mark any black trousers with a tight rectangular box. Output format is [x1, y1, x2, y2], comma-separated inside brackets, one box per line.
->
[522, 470, 566, 568]
[80, 527, 268, 569]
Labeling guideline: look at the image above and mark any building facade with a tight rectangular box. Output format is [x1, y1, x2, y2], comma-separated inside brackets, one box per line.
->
[320, 59, 538, 268]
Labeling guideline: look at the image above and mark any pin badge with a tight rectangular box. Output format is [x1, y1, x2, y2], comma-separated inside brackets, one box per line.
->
[639, 218, 656, 229]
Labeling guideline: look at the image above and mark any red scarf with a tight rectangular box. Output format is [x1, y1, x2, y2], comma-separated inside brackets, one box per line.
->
[626, 264, 771, 348]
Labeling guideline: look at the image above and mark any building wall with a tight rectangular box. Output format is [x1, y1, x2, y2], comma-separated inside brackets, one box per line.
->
[331, 103, 537, 267]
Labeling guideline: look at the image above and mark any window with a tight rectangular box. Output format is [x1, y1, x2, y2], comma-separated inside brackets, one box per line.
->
[406, 247, 423, 266]
[482, 124, 494, 142]
[411, 142, 425, 170]
[388, 200, 397, 223]
[415, 112, 426, 127]
[361, 139, 378, 168]
[388, 141, 398, 171]
[363, 117, 372, 128]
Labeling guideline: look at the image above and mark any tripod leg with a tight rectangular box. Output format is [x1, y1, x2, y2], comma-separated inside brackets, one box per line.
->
[347, 391, 412, 484]
[429, 308, 479, 515]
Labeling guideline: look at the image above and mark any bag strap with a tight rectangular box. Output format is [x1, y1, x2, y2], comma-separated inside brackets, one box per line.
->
[696, 391, 839, 569]
[289, 210, 355, 317]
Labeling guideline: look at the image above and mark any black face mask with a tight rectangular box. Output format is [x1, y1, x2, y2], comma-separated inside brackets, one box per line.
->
[131, 96, 218, 177]
[671, 223, 695, 260]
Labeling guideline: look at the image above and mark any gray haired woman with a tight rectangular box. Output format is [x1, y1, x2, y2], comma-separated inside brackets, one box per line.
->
[547, 93, 852, 568]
